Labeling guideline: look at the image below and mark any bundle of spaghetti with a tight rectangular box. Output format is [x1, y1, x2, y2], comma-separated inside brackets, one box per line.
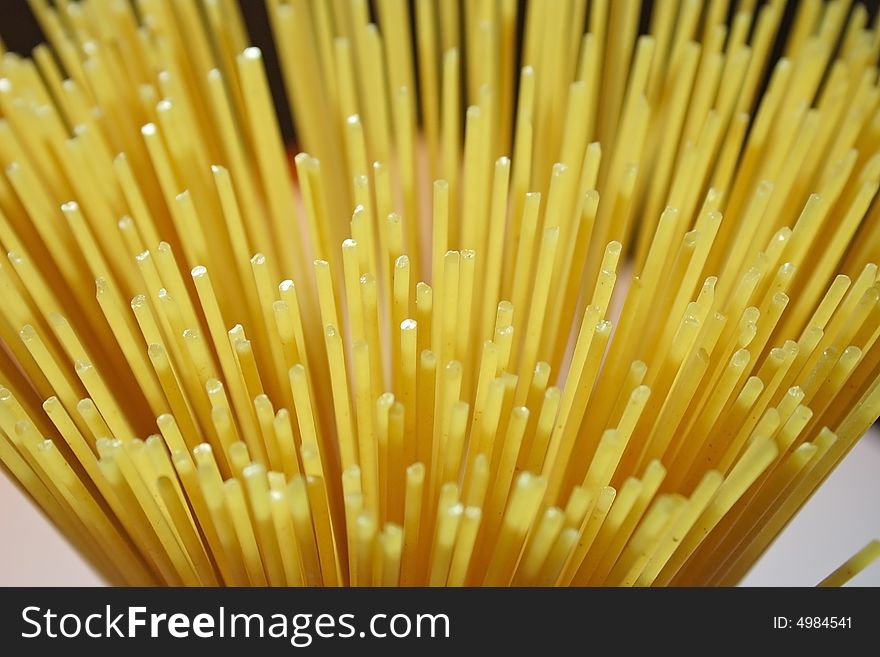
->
[0, 0, 879, 587]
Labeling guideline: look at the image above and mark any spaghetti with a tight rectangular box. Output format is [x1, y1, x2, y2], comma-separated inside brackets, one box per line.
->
[0, 0, 878, 586]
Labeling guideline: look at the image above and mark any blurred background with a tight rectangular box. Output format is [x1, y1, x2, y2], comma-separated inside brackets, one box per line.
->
[1, 1, 879, 586]
[5, 1, 878, 146]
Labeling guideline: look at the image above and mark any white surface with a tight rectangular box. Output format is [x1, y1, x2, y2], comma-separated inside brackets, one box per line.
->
[0, 473, 101, 586]
[1, 431, 878, 586]
[740, 429, 880, 586]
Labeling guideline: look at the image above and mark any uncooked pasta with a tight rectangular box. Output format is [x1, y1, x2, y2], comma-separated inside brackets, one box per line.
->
[0, 0, 878, 586]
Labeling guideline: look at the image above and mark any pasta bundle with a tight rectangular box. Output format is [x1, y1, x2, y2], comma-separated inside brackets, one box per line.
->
[0, 0, 879, 586]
